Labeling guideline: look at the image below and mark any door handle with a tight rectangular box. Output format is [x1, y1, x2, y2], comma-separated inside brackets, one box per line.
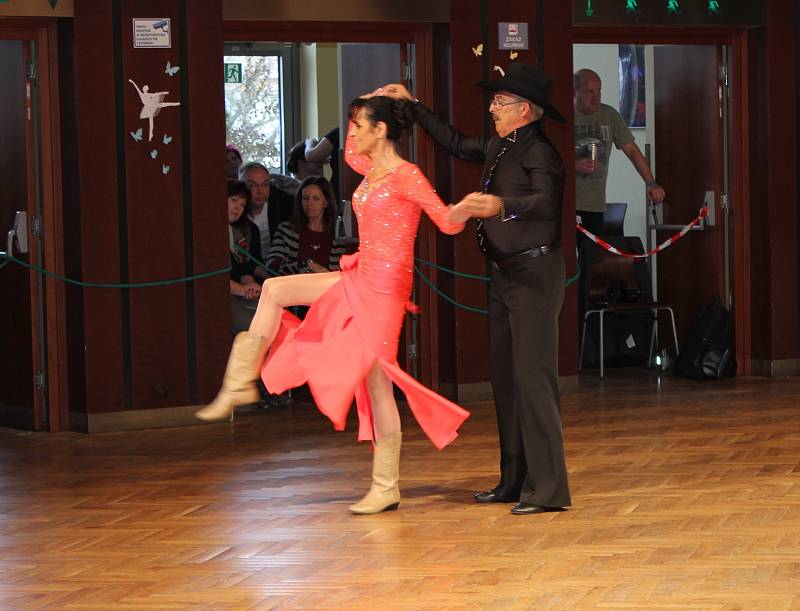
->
[1, 210, 29, 258]
[648, 200, 707, 233]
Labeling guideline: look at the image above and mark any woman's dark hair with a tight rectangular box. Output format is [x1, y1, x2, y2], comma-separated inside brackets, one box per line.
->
[348, 95, 414, 142]
[227, 179, 252, 228]
[291, 175, 337, 234]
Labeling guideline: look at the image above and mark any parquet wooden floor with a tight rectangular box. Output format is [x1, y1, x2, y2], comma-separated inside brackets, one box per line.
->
[1, 372, 800, 610]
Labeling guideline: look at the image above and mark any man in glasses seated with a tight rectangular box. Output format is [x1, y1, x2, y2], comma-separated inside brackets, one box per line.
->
[381, 64, 571, 516]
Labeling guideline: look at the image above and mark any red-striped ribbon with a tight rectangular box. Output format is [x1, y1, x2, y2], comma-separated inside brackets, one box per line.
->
[576, 206, 708, 259]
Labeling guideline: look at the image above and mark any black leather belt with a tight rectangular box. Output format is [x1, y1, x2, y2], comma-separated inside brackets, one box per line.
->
[489, 243, 559, 270]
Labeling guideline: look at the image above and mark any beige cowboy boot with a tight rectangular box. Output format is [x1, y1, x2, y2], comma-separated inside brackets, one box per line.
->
[349, 432, 402, 514]
[195, 332, 268, 421]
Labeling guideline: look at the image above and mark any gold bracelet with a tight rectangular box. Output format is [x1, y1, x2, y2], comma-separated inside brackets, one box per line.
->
[497, 198, 505, 220]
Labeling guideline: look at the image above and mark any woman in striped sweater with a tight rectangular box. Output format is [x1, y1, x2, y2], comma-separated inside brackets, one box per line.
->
[265, 175, 347, 276]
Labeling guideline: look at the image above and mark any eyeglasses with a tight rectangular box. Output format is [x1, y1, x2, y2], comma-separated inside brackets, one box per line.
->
[489, 95, 525, 108]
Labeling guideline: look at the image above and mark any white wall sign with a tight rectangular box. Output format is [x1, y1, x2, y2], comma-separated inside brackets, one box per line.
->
[498, 22, 529, 50]
[133, 18, 172, 49]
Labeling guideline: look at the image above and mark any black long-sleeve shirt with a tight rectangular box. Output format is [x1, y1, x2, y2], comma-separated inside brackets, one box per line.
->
[413, 103, 564, 260]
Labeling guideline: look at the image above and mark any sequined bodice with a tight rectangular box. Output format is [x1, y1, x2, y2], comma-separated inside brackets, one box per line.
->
[346, 121, 463, 298]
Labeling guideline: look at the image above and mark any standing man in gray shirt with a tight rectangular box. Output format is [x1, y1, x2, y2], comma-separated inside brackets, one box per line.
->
[574, 68, 666, 238]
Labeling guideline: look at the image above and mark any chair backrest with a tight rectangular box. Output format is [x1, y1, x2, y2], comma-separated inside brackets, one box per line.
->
[580, 237, 653, 306]
[603, 202, 627, 236]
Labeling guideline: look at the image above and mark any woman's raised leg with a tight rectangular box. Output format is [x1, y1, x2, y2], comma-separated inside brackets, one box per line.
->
[249, 271, 341, 342]
[349, 362, 403, 514]
[196, 271, 341, 421]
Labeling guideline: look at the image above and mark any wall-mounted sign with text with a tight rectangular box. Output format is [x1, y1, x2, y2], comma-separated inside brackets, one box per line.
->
[133, 18, 172, 49]
[498, 22, 529, 50]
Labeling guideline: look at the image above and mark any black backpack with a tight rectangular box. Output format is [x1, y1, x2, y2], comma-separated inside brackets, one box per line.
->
[674, 298, 737, 380]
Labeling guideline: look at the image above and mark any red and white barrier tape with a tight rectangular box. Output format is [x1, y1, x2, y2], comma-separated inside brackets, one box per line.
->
[576, 206, 708, 259]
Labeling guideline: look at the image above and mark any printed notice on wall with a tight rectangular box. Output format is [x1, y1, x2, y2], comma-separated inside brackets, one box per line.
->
[498, 22, 529, 50]
[133, 19, 172, 49]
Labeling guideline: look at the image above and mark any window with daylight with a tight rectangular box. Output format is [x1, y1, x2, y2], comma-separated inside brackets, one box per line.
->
[224, 43, 300, 173]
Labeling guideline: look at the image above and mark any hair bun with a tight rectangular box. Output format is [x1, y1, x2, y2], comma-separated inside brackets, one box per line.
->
[392, 99, 414, 130]
[348, 95, 413, 141]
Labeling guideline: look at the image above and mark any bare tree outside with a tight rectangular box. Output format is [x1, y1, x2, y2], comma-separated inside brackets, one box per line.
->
[224, 55, 282, 171]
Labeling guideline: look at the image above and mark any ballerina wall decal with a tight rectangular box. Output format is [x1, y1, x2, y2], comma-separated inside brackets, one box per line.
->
[128, 79, 180, 142]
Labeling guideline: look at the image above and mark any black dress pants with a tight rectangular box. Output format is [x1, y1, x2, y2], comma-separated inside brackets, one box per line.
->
[487, 251, 571, 507]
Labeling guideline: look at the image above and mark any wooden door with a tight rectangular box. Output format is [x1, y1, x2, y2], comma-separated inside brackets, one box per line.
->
[654, 45, 726, 351]
[0, 38, 42, 429]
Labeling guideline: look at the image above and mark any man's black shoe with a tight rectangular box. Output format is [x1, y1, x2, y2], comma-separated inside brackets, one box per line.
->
[510, 502, 565, 515]
[263, 392, 293, 408]
[474, 490, 515, 503]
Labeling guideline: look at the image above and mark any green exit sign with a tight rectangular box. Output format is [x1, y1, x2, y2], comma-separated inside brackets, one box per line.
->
[224, 63, 242, 84]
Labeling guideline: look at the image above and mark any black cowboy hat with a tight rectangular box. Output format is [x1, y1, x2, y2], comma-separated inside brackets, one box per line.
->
[477, 63, 565, 123]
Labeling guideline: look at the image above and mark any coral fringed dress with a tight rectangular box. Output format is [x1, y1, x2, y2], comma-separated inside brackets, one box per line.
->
[261, 122, 470, 449]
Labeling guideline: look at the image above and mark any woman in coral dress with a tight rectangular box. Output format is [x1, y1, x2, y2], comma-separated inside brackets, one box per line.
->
[197, 95, 474, 514]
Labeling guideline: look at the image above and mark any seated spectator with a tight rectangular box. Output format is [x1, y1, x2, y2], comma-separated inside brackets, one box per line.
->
[286, 140, 325, 180]
[239, 161, 295, 257]
[227, 180, 262, 334]
[226, 144, 243, 179]
[266, 176, 346, 276]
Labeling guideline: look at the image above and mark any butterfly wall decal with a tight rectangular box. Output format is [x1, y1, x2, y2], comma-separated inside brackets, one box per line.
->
[162, 164, 171, 175]
[493, 66, 506, 77]
[509, 51, 519, 60]
[130, 128, 143, 142]
[150, 149, 158, 159]
[162, 134, 173, 145]
[165, 61, 180, 76]
[471, 43, 483, 57]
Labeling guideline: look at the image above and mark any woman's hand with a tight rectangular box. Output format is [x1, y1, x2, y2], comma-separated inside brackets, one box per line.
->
[449, 192, 502, 223]
[447, 203, 472, 226]
[240, 278, 261, 300]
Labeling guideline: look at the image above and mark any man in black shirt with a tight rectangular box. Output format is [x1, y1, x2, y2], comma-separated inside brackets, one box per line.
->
[382, 64, 571, 515]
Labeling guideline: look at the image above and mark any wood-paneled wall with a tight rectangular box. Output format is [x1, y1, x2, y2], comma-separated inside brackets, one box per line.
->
[749, 0, 799, 368]
[65, 0, 228, 421]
